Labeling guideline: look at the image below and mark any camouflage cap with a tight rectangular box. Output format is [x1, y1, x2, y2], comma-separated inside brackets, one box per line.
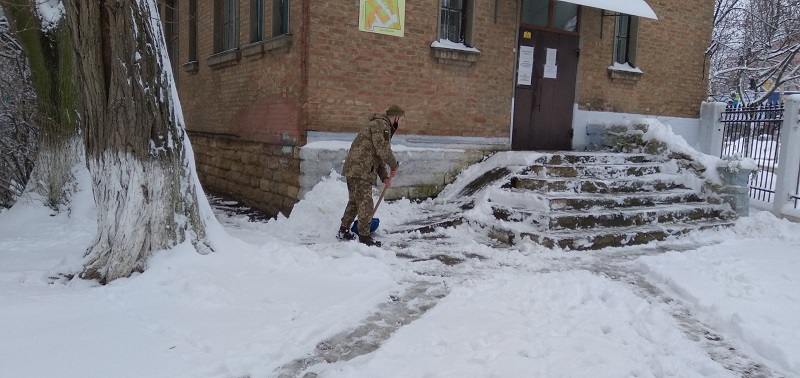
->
[386, 104, 405, 116]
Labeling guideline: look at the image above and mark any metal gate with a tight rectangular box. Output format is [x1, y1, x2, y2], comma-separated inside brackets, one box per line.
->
[720, 103, 784, 203]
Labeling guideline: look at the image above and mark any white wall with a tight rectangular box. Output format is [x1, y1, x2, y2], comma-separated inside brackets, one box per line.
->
[571, 104, 701, 151]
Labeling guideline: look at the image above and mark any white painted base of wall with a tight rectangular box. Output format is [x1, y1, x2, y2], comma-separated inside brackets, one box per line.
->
[571, 104, 701, 151]
[300, 132, 508, 200]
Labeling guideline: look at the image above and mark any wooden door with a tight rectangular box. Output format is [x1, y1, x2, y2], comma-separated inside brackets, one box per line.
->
[512, 27, 579, 150]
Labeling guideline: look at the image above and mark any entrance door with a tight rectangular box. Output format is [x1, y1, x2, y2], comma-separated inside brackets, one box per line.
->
[512, 27, 579, 150]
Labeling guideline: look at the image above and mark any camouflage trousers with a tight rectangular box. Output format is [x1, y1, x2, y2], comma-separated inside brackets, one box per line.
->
[340, 178, 374, 238]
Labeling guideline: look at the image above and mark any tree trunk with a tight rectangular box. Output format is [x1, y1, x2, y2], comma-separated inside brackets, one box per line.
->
[64, 0, 211, 283]
[2, 0, 81, 209]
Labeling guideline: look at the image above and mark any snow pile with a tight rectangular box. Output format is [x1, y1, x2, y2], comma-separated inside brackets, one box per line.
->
[0, 169, 400, 378]
[636, 212, 800, 376]
[263, 171, 351, 242]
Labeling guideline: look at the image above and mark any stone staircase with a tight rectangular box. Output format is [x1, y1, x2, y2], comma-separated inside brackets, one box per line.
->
[482, 152, 737, 250]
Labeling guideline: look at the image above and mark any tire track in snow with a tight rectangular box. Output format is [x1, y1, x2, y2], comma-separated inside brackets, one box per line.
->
[273, 281, 447, 378]
[585, 246, 781, 378]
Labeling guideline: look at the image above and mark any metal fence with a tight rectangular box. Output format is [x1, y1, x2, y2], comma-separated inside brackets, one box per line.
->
[720, 103, 784, 203]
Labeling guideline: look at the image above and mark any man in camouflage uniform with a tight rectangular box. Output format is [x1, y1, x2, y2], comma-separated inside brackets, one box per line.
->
[337, 105, 403, 247]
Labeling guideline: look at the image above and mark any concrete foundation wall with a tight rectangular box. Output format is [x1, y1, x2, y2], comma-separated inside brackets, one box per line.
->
[300, 133, 504, 200]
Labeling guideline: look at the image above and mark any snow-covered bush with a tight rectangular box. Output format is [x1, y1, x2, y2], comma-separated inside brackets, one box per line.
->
[0, 13, 39, 209]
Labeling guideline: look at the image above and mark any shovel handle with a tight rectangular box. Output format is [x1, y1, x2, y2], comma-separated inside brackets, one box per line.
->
[370, 179, 390, 219]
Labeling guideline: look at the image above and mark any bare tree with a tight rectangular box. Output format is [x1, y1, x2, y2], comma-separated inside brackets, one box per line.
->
[0, 10, 38, 208]
[1, 0, 81, 209]
[709, 0, 800, 105]
[64, 0, 212, 282]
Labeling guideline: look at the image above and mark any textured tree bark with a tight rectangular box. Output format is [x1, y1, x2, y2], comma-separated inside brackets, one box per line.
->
[2, 0, 81, 208]
[64, 0, 210, 282]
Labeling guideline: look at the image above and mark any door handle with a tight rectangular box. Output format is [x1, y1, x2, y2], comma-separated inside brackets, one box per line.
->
[537, 83, 543, 112]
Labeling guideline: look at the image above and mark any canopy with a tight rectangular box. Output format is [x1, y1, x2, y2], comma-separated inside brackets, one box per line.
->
[557, 0, 658, 19]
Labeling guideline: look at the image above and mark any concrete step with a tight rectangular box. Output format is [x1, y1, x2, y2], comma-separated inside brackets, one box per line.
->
[488, 220, 735, 251]
[526, 163, 662, 179]
[533, 153, 666, 166]
[543, 190, 704, 211]
[491, 203, 735, 231]
[507, 175, 687, 194]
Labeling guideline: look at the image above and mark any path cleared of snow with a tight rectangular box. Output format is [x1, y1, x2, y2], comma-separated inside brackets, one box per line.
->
[316, 270, 734, 378]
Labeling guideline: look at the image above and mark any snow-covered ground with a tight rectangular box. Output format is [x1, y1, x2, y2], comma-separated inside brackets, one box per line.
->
[2, 161, 799, 378]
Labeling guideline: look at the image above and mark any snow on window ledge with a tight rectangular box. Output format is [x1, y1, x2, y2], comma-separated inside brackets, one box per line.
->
[608, 62, 643, 73]
[182, 61, 199, 74]
[430, 40, 481, 67]
[607, 62, 643, 83]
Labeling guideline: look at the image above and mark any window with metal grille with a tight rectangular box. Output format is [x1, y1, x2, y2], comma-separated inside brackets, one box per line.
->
[250, 0, 264, 42]
[439, 0, 467, 44]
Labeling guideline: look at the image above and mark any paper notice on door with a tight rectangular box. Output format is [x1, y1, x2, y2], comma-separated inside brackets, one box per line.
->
[544, 64, 558, 79]
[544, 48, 557, 79]
[546, 48, 557, 65]
[517, 46, 534, 86]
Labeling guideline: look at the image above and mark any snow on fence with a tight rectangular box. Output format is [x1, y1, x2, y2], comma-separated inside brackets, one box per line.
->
[720, 103, 783, 203]
[700, 96, 800, 221]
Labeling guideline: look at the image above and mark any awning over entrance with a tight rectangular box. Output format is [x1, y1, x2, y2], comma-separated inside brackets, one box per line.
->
[556, 0, 658, 19]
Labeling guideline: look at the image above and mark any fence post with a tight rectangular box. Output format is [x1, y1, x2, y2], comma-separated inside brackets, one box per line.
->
[773, 95, 800, 217]
[699, 101, 726, 156]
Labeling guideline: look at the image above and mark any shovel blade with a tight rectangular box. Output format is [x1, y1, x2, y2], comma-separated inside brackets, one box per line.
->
[351, 218, 380, 234]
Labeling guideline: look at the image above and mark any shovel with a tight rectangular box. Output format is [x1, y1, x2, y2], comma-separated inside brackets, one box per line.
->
[351, 180, 389, 234]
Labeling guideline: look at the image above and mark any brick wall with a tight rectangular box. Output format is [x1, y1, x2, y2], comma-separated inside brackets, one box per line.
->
[171, 0, 305, 216]
[576, 0, 714, 118]
[305, 1, 517, 138]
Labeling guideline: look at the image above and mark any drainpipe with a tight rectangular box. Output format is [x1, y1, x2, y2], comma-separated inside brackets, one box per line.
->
[509, 0, 522, 148]
[300, 0, 310, 145]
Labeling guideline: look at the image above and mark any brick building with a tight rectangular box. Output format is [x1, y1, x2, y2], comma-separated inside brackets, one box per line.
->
[159, 0, 714, 217]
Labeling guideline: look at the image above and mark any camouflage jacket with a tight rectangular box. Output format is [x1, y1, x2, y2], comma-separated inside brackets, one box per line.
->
[342, 114, 399, 183]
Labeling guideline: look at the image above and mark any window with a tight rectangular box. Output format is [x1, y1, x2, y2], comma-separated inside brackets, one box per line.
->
[189, 0, 197, 61]
[214, 0, 239, 52]
[164, 0, 179, 77]
[521, 0, 579, 32]
[439, 0, 467, 44]
[613, 14, 639, 66]
[433, 0, 479, 66]
[272, 0, 289, 36]
[250, 0, 264, 42]
[439, 0, 475, 45]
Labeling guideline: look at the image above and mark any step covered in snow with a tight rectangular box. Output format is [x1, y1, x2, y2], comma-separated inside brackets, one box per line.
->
[487, 220, 735, 251]
[491, 203, 735, 231]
